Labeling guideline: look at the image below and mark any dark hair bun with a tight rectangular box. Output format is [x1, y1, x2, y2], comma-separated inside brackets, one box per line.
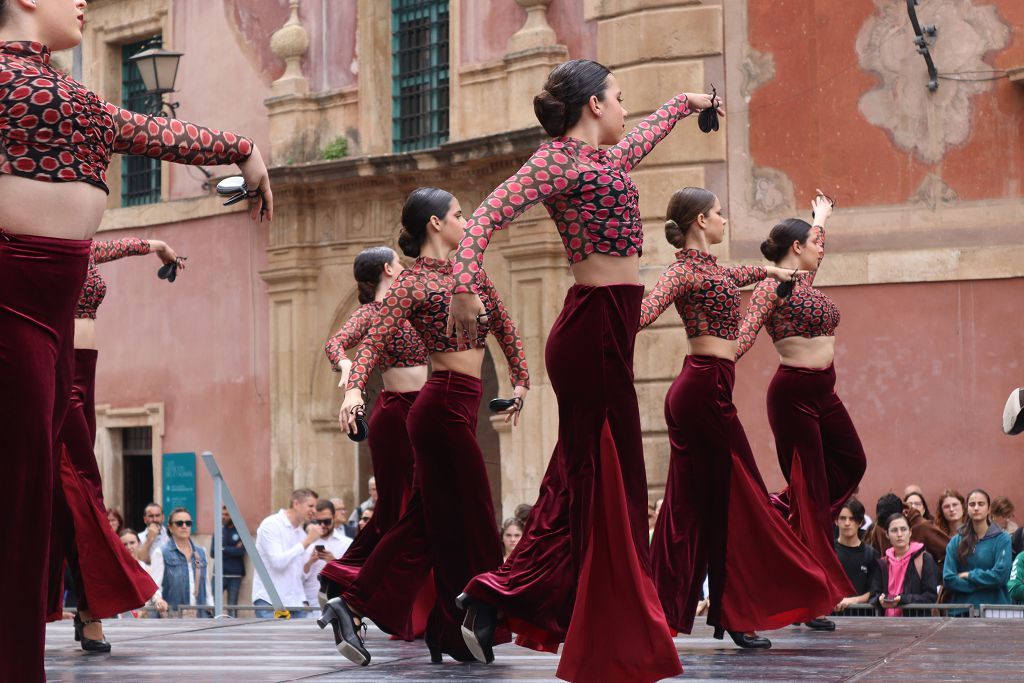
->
[397, 228, 421, 258]
[664, 219, 686, 249]
[759, 237, 780, 261]
[761, 218, 812, 264]
[534, 89, 569, 137]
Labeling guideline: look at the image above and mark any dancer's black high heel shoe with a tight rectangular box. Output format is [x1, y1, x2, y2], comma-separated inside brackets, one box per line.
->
[73, 612, 112, 653]
[714, 625, 772, 649]
[318, 598, 370, 665]
[804, 617, 836, 631]
[456, 592, 497, 664]
[425, 632, 442, 664]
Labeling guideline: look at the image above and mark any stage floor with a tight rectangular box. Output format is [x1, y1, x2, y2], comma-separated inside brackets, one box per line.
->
[44, 616, 1018, 681]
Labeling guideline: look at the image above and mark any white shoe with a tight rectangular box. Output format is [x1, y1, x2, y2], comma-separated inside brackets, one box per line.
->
[1003, 388, 1024, 435]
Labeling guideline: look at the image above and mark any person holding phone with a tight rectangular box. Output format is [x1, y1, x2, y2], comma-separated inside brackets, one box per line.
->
[870, 513, 939, 616]
[304, 499, 352, 614]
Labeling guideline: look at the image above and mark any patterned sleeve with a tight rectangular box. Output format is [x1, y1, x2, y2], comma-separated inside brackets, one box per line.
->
[90, 237, 151, 265]
[346, 278, 423, 393]
[638, 261, 696, 330]
[477, 270, 530, 389]
[106, 103, 254, 166]
[736, 279, 779, 360]
[606, 94, 692, 172]
[726, 265, 769, 289]
[325, 305, 374, 372]
[452, 144, 581, 295]
[807, 225, 826, 287]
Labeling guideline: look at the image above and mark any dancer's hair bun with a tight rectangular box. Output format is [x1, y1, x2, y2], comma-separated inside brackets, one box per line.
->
[534, 89, 569, 137]
[398, 228, 421, 258]
[759, 237, 780, 261]
[664, 219, 686, 248]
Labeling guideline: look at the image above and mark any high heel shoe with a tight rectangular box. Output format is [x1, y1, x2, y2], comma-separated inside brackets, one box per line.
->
[713, 625, 771, 649]
[804, 617, 836, 631]
[317, 598, 370, 666]
[455, 592, 496, 664]
[425, 633, 442, 664]
[73, 613, 112, 653]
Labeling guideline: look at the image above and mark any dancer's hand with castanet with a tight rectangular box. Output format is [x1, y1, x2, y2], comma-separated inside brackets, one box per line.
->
[336, 358, 352, 389]
[448, 291, 486, 345]
[501, 385, 530, 427]
[684, 92, 725, 117]
[811, 189, 835, 226]
[766, 265, 809, 282]
[339, 388, 365, 436]
[238, 144, 274, 222]
[149, 240, 185, 270]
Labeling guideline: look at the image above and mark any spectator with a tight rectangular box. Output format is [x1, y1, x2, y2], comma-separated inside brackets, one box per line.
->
[865, 493, 904, 553]
[152, 508, 211, 618]
[138, 503, 169, 564]
[904, 492, 933, 522]
[106, 508, 124, 535]
[833, 499, 880, 615]
[866, 492, 948, 566]
[1008, 544, 1024, 604]
[356, 504, 374, 535]
[942, 489, 1012, 607]
[870, 513, 939, 616]
[303, 499, 353, 612]
[514, 503, 533, 527]
[120, 529, 168, 617]
[903, 501, 949, 573]
[991, 496, 1018, 534]
[209, 506, 246, 616]
[251, 488, 322, 618]
[348, 476, 377, 526]
[501, 518, 524, 560]
[903, 484, 924, 499]
[935, 489, 966, 538]
[330, 497, 356, 539]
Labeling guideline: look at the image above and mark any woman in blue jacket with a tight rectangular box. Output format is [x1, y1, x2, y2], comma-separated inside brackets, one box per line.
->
[943, 489, 1012, 606]
[155, 508, 211, 617]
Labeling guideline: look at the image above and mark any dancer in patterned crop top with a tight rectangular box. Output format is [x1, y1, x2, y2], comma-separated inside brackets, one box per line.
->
[0, 3, 271, 679]
[736, 193, 867, 631]
[640, 187, 847, 651]
[319, 246, 432, 637]
[454, 60, 722, 683]
[319, 189, 527, 667]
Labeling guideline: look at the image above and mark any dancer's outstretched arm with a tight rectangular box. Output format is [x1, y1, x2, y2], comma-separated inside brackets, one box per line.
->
[637, 261, 698, 330]
[477, 270, 530, 390]
[735, 280, 779, 360]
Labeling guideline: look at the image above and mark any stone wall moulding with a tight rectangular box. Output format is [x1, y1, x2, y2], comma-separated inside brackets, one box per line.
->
[269, 0, 310, 97]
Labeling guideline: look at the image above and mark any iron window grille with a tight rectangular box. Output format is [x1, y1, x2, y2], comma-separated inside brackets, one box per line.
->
[121, 40, 161, 206]
[392, 0, 449, 152]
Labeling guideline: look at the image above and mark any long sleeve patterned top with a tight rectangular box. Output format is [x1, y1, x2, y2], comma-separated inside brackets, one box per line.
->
[451, 94, 693, 294]
[0, 41, 253, 194]
[735, 227, 839, 359]
[324, 301, 428, 373]
[638, 249, 768, 340]
[76, 237, 151, 319]
[347, 257, 529, 392]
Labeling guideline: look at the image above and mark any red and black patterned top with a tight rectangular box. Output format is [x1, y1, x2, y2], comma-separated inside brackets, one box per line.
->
[324, 301, 428, 373]
[451, 94, 693, 294]
[0, 41, 253, 194]
[735, 227, 839, 358]
[638, 249, 768, 340]
[347, 256, 529, 392]
[76, 237, 151, 319]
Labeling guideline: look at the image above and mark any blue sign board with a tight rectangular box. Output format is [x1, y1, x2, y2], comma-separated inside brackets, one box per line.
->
[162, 452, 197, 532]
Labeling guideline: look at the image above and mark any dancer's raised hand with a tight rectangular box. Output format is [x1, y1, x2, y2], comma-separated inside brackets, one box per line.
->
[685, 92, 725, 117]
[238, 144, 273, 222]
[448, 291, 486, 345]
[811, 189, 834, 225]
[339, 389, 365, 435]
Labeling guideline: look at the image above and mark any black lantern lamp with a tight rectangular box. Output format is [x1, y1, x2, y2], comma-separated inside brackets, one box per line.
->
[128, 41, 183, 117]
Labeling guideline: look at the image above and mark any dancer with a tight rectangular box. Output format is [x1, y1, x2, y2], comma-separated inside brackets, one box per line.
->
[640, 187, 846, 650]
[0, 2, 271, 677]
[50, 238, 182, 652]
[734, 192, 864, 630]
[319, 246, 431, 633]
[449, 59, 722, 682]
[322, 188, 529, 666]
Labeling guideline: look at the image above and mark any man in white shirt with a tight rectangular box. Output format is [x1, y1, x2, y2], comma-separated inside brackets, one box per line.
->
[251, 488, 321, 618]
[137, 502, 169, 563]
[303, 499, 353, 615]
[348, 476, 377, 526]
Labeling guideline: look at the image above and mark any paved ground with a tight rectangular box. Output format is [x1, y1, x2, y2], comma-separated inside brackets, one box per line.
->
[44, 616, 1021, 681]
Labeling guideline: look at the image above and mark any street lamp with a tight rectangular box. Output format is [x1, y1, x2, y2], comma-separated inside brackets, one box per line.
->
[128, 41, 183, 118]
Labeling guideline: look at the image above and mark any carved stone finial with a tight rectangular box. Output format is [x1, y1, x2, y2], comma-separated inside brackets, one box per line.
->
[507, 0, 557, 54]
[270, 0, 309, 92]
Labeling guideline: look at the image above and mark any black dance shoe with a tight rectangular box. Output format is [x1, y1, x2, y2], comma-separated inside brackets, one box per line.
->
[73, 613, 111, 653]
[1003, 388, 1024, 435]
[714, 626, 772, 649]
[804, 617, 836, 631]
[455, 592, 497, 664]
[425, 633, 442, 664]
[318, 598, 370, 666]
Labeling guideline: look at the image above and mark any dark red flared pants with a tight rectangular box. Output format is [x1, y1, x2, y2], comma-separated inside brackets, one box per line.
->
[46, 349, 157, 621]
[0, 230, 89, 683]
[766, 364, 864, 600]
[332, 372, 508, 659]
[464, 285, 681, 683]
[651, 355, 847, 636]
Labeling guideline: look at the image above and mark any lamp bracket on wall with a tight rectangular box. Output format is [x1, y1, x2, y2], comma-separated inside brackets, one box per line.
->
[907, 0, 939, 92]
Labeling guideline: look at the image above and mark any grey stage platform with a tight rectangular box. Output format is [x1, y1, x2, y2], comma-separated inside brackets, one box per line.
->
[44, 617, 1020, 681]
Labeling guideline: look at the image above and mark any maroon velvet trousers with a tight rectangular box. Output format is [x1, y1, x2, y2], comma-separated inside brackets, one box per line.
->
[334, 372, 509, 659]
[650, 355, 847, 636]
[46, 349, 157, 621]
[766, 364, 864, 600]
[0, 231, 89, 683]
[464, 285, 680, 683]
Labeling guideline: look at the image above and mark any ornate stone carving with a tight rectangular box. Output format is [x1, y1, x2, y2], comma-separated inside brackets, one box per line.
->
[749, 166, 795, 218]
[911, 173, 959, 209]
[856, 0, 1009, 164]
[270, 0, 309, 94]
[740, 46, 775, 99]
[507, 0, 558, 54]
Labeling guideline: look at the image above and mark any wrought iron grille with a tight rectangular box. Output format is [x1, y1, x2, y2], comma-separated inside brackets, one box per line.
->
[391, 0, 449, 152]
[121, 40, 161, 206]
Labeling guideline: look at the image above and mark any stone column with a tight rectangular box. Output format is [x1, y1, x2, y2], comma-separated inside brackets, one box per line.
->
[502, 0, 568, 131]
[266, 0, 311, 165]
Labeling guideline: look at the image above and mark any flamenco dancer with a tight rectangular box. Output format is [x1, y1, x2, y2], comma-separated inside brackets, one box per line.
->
[640, 187, 846, 650]
[448, 59, 721, 682]
[323, 188, 529, 665]
[0, 1, 271, 678]
[735, 191, 865, 630]
[319, 246, 433, 636]
[50, 237, 184, 653]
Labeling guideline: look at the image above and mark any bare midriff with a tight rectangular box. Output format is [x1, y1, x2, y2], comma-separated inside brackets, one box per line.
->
[380, 366, 429, 394]
[570, 253, 640, 287]
[688, 335, 738, 360]
[0, 175, 107, 240]
[73, 318, 97, 351]
[773, 335, 836, 370]
[430, 349, 485, 380]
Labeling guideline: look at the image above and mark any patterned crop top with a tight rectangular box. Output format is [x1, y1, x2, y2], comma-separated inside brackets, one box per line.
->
[451, 94, 693, 294]
[76, 237, 151, 319]
[348, 257, 530, 392]
[638, 249, 768, 340]
[735, 227, 839, 359]
[0, 41, 253, 194]
[325, 301, 429, 373]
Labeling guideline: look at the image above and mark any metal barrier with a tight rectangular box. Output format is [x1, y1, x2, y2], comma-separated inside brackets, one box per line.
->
[833, 604, 879, 617]
[124, 605, 318, 619]
[980, 604, 1024, 619]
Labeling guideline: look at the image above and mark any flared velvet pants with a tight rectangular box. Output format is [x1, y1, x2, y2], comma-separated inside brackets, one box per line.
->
[0, 230, 89, 683]
[46, 348, 157, 621]
[333, 372, 509, 659]
[464, 285, 681, 683]
[650, 355, 846, 636]
[766, 364, 864, 600]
